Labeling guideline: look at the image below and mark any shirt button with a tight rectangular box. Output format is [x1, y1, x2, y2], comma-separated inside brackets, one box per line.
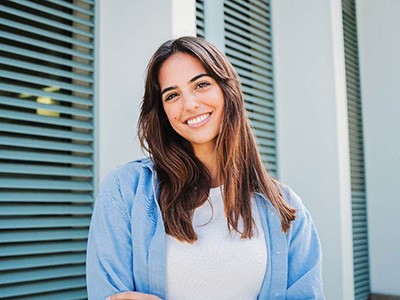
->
[277, 251, 280, 255]
[275, 293, 279, 297]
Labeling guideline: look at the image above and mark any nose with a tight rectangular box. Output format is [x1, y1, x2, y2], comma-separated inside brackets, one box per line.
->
[182, 91, 199, 111]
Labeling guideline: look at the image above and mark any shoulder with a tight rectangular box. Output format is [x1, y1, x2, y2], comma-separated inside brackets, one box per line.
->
[276, 183, 317, 234]
[99, 157, 155, 195]
[278, 182, 306, 213]
[96, 157, 156, 217]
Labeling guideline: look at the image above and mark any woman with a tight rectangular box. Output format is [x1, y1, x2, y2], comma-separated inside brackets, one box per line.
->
[87, 36, 324, 299]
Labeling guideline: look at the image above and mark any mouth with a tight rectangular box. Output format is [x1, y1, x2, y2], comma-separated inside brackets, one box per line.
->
[185, 112, 212, 126]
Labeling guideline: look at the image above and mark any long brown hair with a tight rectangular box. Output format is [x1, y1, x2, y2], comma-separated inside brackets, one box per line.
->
[138, 36, 295, 243]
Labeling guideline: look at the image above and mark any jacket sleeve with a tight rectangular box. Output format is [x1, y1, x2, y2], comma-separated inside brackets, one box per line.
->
[86, 173, 134, 299]
[285, 190, 325, 299]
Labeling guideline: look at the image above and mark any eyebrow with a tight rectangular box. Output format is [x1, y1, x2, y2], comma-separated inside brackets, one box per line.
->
[189, 73, 208, 83]
[160, 73, 209, 96]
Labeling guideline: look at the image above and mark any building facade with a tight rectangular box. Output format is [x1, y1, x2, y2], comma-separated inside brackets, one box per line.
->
[0, 0, 399, 299]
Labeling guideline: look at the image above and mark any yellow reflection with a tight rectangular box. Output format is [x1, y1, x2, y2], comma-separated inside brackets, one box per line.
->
[43, 86, 60, 93]
[36, 86, 60, 117]
[37, 97, 60, 117]
[19, 93, 32, 98]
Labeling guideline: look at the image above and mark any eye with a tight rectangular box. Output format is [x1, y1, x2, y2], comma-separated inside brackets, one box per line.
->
[165, 93, 178, 102]
[196, 82, 210, 89]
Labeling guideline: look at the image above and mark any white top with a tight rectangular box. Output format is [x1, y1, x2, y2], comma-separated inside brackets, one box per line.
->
[166, 187, 267, 300]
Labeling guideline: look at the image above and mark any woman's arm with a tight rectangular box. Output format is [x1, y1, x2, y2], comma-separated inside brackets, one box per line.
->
[86, 174, 135, 299]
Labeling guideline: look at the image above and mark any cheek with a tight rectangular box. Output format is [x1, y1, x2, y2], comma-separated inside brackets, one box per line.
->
[165, 111, 179, 126]
[163, 107, 172, 121]
[168, 114, 177, 122]
[211, 88, 224, 108]
[163, 104, 181, 122]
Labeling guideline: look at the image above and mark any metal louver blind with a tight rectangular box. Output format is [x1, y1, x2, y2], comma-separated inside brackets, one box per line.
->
[196, 0, 205, 38]
[342, 0, 370, 299]
[0, 0, 95, 298]
[224, 0, 277, 175]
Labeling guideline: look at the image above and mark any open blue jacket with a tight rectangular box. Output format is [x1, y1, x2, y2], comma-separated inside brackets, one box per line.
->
[86, 158, 324, 299]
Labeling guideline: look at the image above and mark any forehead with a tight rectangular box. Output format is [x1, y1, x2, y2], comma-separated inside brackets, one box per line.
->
[158, 53, 207, 88]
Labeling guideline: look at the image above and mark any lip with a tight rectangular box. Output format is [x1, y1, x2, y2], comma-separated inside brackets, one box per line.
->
[184, 112, 212, 128]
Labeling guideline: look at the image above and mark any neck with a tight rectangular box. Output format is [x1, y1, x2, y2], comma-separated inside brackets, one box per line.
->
[193, 145, 220, 188]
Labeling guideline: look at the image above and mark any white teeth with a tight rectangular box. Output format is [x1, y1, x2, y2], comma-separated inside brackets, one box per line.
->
[187, 113, 210, 125]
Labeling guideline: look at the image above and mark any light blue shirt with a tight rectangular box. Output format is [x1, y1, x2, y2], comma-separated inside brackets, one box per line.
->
[86, 158, 325, 299]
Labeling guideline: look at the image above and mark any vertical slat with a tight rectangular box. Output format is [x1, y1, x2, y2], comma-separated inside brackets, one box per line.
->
[196, 0, 205, 38]
[223, 0, 277, 175]
[0, 0, 95, 298]
[342, 0, 370, 299]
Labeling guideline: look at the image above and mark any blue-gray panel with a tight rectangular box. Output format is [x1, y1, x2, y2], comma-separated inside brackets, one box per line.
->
[0, 0, 95, 298]
[342, 0, 370, 299]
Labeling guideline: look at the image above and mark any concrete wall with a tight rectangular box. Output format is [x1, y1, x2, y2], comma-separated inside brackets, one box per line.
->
[356, 0, 400, 296]
[272, 1, 354, 299]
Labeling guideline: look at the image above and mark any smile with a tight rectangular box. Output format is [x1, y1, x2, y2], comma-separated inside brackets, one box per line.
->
[186, 113, 211, 126]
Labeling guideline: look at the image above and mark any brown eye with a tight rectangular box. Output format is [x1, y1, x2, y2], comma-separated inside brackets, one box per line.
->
[196, 82, 210, 89]
[165, 93, 178, 102]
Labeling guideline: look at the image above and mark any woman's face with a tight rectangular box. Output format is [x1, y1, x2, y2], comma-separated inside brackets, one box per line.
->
[158, 52, 224, 154]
